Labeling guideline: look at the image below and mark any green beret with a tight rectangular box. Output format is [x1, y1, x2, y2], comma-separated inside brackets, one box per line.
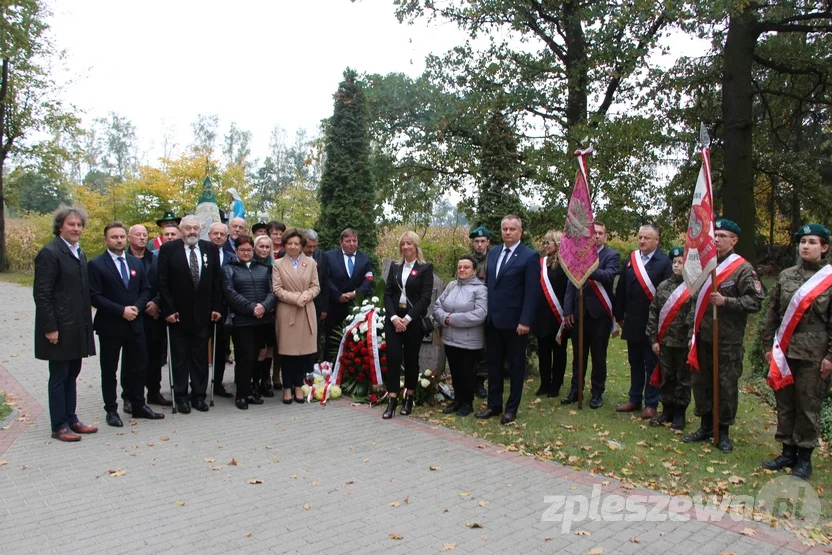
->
[715, 219, 741, 236]
[469, 226, 491, 239]
[156, 211, 181, 227]
[794, 223, 830, 243]
[669, 246, 684, 259]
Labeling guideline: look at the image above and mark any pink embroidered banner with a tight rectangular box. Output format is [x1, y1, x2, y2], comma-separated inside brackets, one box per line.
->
[561, 147, 599, 288]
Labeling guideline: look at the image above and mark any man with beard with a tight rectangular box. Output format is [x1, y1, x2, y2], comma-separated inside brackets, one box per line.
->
[157, 215, 223, 413]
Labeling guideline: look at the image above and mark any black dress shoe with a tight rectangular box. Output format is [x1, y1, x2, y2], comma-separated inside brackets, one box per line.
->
[534, 386, 548, 396]
[589, 396, 603, 409]
[260, 387, 275, 398]
[547, 388, 560, 398]
[123, 401, 132, 415]
[214, 387, 233, 399]
[132, 404, 165, 419]
[474, 379, 487, 399]
[560, 392, 578, 405]
[193, 400, 209, 412]
[475, 407, 502, 419]
[294, 396, 306, 404]
[443, 402, 461, 414]
[106, 411, 123, 427]
[500, 412, 516, 424]
[247, 396, 264, 405]
[273, 381, 283, 390]
[147, 392, 173, 407]
[176, 400, 191, 414]
[456, 405, 474, 416]
[236, 398, 248, 410]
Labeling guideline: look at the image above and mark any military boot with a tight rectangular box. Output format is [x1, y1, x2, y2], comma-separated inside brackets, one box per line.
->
[670, 407, 686, 431]
[792, 447, 814, 479]
[716, 425, 732, 452]
[683, 414, 713, 443]
[761, 444, 797, 471]
[650, 403, 674, 426]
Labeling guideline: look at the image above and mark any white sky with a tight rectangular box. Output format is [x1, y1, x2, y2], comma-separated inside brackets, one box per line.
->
[48, 0, 467, 163]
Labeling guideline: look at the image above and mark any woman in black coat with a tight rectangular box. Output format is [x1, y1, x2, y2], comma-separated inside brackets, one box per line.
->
[533, 230, 570, 398]
[382, 231, 434, 419]
[222, 235, 277, 409]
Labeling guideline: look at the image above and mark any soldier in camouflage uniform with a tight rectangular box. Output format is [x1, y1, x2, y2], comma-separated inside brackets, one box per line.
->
[760, 223, 832, 480]
[645, 247, 692, 430]
[683, 219, 765, 452]
[469, 226, 491, 398]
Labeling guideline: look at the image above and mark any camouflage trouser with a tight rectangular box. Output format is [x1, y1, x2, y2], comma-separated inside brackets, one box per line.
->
[690, 341, 744, 426]
[658, 345, 691, 410]
[775, 358, 832, 448]
[474, 345, 489, 379]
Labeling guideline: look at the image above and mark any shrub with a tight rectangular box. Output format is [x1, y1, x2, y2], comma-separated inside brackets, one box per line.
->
[5, 216, 53, 272]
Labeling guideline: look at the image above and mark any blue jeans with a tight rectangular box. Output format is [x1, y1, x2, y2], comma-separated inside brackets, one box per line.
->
[48, 359, 82, 431]
[627, 339, 659, 407]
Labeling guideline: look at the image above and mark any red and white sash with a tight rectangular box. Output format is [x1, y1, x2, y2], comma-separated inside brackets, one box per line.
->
[649, 281, 691, 387]
[767, 264, 832, 391]
[588, 279, 619, 335]
[686, 254, 746, 370]
[540, 257, 566, 343]
[630, 251, 657, 302]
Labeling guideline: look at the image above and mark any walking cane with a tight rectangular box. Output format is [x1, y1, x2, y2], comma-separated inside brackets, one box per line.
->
[166, 324, 177, 414]
[209, 322, 217, 407]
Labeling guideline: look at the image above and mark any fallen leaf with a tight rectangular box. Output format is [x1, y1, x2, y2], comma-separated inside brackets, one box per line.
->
[245, 532, 252, 537]
[303, 503, 311, 510]
[588, 548, 604, 555]
[388, 533, 403, 540]
[389, 502, 401, 508]
[208, 465, 221, 471]
[108, 468, 126, 477]
[630, 537, 640, 543]
[311, 481, 318, 486]
[465, 522, 483, 529]
[728, 475, 745, 484]
[175, 500, 185, 506]
[345, 479, 356, 485]
[706, 466, 714, 473]
[203, 458, 216, 463]
[229, 458, 239, 466]
[478, 501, 489, 507]
[160, 436, 170, 441]
[544, 536, 552, 541]
[404, 497, 409, 504]
[740, 528, 755, 536]
[569, 410, 577, 416]
[0, 460, 7, 467]
[459, 491, 471, 497]
[246, 478, 263, 484]
[290, 474, 298, 479]
[440, 542, 456, 551]
[576, 530, 590, 536]
[429, 466, 441, 471]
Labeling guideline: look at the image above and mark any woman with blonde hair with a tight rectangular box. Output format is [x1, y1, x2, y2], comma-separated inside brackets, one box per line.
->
[252, 235, 278, 396]
[533, 230, 570, 397]
[381, 231, 434, 418]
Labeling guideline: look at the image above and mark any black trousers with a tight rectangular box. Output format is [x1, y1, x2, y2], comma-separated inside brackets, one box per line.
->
[385, 310, 424, 395]
[445, 345, 478, 406]
[168, 324, 210, 403]
[537, 334, 568, 393]
[232, 325, 270, 400]
[213, 325, 231, 389]
[486, 324, 528, 414]
[99, 334, 148, 412]
[282, 354, 313, 389]
[48, 359, 82, 432]
[568, 312, 611, 398]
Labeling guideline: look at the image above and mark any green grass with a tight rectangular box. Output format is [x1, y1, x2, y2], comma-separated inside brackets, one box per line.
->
[0, 392, 11, 423]
[0, 270, 33, 287]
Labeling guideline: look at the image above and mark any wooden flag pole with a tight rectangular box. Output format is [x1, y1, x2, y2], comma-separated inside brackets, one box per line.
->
[578, 284, 585, 410]
[712, 268, 720, 445]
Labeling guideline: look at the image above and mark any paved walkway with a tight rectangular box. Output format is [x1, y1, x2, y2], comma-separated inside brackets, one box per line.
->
[0, 280, 822, 554]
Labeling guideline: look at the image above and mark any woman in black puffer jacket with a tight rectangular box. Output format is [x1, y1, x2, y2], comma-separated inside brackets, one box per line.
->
[222, 235, 277, 409]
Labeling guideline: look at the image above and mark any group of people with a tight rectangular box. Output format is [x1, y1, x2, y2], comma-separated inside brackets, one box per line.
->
[31, 204, 831, 480]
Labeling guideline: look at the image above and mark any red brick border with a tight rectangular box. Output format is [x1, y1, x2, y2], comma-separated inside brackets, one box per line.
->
[345, 401, 825, 554]
[0, 363, 43, 457]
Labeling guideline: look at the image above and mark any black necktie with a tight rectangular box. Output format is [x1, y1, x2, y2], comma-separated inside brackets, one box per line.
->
[498, 247, 511, 277]
[117, 256, 129, 287]
[189, 246, 199, 288]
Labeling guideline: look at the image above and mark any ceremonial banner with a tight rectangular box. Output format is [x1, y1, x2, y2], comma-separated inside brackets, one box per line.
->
[683, 127, 717, 295]
[561, 147, 598, 287]
[195, 176, 222, 240]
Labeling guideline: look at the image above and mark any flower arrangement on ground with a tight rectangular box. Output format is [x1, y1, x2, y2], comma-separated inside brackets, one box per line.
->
[332, 297, 388, 403]
[412, 368, 449, 407]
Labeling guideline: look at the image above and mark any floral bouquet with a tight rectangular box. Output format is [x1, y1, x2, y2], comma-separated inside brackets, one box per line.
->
[302, 362, 343, 404]
[412, 368, 448, 407]
[333, 297, 388, 403]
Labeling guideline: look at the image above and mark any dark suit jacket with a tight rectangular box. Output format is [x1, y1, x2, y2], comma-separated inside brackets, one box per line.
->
[384, 261, 434, 321]
[88, 251, 152, 338]
[157, 239, 223, 331]
[565, 246, 621, 320]
[311, 248, 330, 317]
[132, 248, 164, 341]
[33, 237, 95, 361]
[325, 249, 375, 309]
[614, 249, 673, 341]
[485, 243, 540, 330]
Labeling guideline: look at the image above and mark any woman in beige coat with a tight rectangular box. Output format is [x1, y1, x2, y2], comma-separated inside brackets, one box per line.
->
[273, 228, 320, 404]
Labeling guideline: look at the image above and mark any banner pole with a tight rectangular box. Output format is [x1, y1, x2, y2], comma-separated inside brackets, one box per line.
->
[712, 268, 719, 445]
[578, 284, 584, 410]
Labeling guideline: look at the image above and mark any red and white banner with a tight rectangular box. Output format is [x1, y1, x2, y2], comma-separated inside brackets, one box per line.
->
[540, 257, 566, 343]
[649, 281, 691, 387]
[630, 251, 656, 302]
[588, 279, 619, 335]
[683, 138, 717, 295]
[767, 265, 832, 391]
[686, 254, 745, 370]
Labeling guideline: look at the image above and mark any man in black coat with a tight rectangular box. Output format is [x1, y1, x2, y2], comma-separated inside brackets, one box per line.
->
[303, 229, 330, 359]
[613, 224, 673, 419]
[89, 222, 165, 427]
[157, 215, 223, 413]
[33, 206, 98, 442]
[324, 228, 374, 358]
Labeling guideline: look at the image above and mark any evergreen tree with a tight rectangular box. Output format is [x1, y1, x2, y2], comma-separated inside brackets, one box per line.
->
[316, 69, 378, 259]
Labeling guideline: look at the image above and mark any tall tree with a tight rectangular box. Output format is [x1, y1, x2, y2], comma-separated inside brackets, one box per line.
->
[316, 68, 378, 258]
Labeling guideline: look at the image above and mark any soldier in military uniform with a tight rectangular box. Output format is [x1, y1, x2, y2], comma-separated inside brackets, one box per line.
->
[760, 224, 832, 480]
[683, 219, 765, 452]
[469, 226, 491, 398]
[645, 247, 691, 430]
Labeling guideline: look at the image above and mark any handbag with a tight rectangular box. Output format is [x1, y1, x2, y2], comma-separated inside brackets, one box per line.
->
[400, 268, 434, 336]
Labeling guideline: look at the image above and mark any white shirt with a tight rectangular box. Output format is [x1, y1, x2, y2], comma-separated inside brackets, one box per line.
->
[107, 250, 129, 281]
[289, 255, 300, 271]
[184, 242, 202, 280]
[392, 260, 417, 323]
[495, 244, 517, 278]
[342, 251, 356, 277]
[60, 236, 80, 259]
[218, 248, 225, 267]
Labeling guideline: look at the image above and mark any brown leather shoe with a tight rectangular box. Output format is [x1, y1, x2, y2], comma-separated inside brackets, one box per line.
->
[51, 428, 81, 442]
[641, 407, 657, 419]
[615, 401, 642, 413]
[69, 422, 98, 434]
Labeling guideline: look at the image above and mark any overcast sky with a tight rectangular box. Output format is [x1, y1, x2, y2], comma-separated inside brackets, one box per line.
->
[48, 0, 467, 163]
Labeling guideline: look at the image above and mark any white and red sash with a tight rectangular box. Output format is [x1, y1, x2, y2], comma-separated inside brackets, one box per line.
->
[686, 254, 746, 370]
[767, 264, 832, 391]
[588, 279, 619, 335]
[649, 281, 691, 387]
[540, 257, 566, 343]
[326, 308, 383, 403]
[630, 251, 657, 302]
